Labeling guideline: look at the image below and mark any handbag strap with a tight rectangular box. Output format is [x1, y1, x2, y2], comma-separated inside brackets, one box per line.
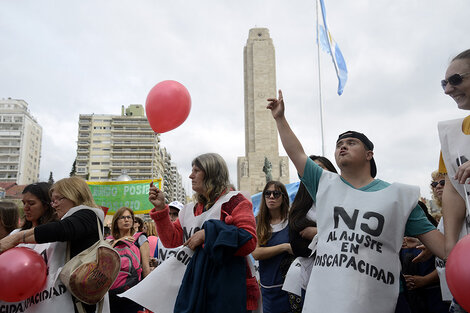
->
[75, 298, 104, 313]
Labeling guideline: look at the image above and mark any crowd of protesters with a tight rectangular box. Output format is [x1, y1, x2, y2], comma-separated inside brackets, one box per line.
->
[1, 48, 470, 313]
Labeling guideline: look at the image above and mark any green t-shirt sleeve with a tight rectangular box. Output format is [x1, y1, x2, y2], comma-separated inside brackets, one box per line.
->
[404, 204, 435, 236]
[300, 158, 323, 203]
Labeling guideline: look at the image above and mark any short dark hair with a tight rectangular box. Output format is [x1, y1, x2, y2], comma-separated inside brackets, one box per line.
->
[336, 131, 377, 178]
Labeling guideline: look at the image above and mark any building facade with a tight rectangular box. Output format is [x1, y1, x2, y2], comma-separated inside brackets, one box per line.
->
[75, 104, 186, 202]
[237, 28, 290, 195]
[0, 98, 42, 184]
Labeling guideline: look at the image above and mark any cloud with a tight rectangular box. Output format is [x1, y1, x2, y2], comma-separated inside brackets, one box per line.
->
[1, 0, 470, 199]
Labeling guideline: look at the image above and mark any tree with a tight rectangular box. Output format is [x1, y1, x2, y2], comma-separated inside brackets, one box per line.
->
[48, 171, 54, 185]
[70, 159, 77, 177]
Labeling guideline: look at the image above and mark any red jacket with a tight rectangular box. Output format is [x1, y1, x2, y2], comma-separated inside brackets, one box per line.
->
[150, 192, 259, 310]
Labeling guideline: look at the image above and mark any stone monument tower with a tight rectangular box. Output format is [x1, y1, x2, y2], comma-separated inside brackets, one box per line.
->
[237, 28, 290, 195]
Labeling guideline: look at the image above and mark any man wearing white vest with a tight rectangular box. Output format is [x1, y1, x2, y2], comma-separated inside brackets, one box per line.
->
[267, 90, 445, 313]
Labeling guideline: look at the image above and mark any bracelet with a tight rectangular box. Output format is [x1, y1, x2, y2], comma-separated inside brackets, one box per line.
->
[23, 232, 26, 243]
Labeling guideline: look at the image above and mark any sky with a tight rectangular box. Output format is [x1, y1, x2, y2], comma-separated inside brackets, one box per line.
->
[1, 0, 469, 199]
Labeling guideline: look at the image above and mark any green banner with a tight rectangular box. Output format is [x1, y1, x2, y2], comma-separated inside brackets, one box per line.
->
[87, 179, 162, 215]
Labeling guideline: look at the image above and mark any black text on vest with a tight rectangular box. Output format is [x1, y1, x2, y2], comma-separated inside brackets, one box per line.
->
[334, 206, 384, 237]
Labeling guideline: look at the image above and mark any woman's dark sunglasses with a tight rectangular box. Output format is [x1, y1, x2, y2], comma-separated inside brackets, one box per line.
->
[441, 73, 470, 90]
[431, 180, 445, 188]
[264, 190, 282, 199]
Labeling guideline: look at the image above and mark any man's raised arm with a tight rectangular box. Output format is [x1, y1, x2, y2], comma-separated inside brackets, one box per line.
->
[267, 90, 308, 177]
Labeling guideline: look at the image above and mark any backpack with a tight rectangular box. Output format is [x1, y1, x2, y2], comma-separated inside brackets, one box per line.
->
[109, 232, 143, 294]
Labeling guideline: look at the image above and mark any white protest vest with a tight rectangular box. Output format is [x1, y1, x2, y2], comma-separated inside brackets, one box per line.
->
[121, 191, 240, 313]
[302, 172, 418, 313]
[438, 118, 470, 218]
[0, 232, 74, 313]
[155, 239, 181, 265]
[283, 203, 317, 296]
[435, 217, 469, 301]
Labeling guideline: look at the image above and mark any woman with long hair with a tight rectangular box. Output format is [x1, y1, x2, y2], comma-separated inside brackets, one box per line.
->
[145, 152, 258, 312]
[21, 182, 56, 230]
[252, 181, 293, 313]
[143, 220, 158, 269]
[283, 156, 337, 312]
[0, 176, 109, 313]
[0, 201, 19, 239]
[108, 207, 150, 313]
[289, 156, 337, 258]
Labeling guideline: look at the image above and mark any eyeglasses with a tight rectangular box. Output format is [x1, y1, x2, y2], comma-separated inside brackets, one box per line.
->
[264, 190, 282, 199]
[431, 180, 445, 188]
[50, 197, 66, 205]
[119, 215, 133, 221]
[441, 73, 470, 90]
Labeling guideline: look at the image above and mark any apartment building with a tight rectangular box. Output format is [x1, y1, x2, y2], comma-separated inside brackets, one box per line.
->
[0, 98, 42, 184]
[75, 104, 185, 202]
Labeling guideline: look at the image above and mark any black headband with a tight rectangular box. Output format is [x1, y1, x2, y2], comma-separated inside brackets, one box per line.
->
[337, 131, 374, 151]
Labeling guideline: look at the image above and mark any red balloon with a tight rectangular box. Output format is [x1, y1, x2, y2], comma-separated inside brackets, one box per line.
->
[446, 234, 470, 311]
[0, 247, 47, 302]
[145, 80, 191, 133]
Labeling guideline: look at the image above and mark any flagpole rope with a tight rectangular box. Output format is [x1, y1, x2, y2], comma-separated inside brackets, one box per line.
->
[316, 0, 326, 156]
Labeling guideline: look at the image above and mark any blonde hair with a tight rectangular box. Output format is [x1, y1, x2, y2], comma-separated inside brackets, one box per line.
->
[50, 176, 99, 208]
[145, 220, 158, 236]
[430, 170, 446, 208]
[192, 153, 231, 211]
[432, 212, 442, 223]
[111, 207, 135, 239]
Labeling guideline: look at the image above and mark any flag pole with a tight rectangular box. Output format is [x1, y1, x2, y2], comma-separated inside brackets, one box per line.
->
[316, 0, 326, 157]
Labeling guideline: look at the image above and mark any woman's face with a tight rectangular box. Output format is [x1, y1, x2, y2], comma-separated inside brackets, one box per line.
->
[22, 192, 46, 227]
[133, 220, 141, 232]
[264, 184, 283, 211]
[444, 59, 470, 110]
[431, 177, 445, 202]
[189, 165, 206, 194]
[50, 190, 75, 219]
[118, 210, 134, 233]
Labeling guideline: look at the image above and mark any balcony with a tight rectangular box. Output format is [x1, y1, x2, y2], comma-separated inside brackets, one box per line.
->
[110, 155, 153, 161]
[112, 141, 154, 147]
[110, 162, 152, 168]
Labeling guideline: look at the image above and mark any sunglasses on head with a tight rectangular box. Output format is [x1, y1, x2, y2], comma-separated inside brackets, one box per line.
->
[441, 72, 470, 90]
[264, 190, 282, 199]
[431, 180, 445, 188]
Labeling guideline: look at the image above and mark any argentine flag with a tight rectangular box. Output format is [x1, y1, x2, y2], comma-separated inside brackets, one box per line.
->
[317, 0, 348, 95]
